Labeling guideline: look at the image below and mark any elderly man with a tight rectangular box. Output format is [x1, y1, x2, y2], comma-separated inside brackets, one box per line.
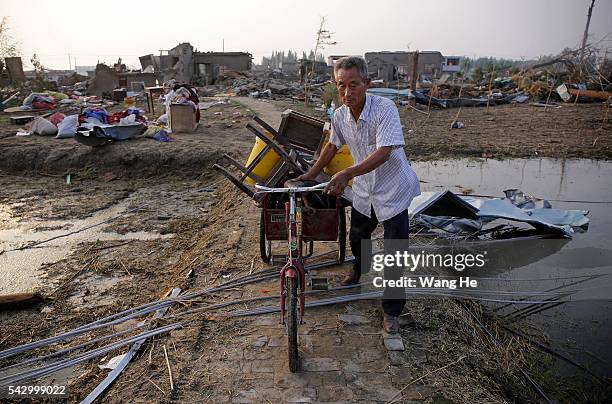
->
[299, 56, 420, 333]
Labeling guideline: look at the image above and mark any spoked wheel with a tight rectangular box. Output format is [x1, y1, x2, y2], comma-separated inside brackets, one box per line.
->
[259, 210, 272, 263]
[286, 276, 299, 372]
[337, 207, 346, 264]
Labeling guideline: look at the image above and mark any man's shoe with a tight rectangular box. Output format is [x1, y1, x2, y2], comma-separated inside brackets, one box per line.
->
[383, 313, 400, 334]
[340, 271, 360, 286]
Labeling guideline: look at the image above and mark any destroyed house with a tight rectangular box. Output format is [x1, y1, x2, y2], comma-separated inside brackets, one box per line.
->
[89, 64, 156, 96]
[364, 51, 444, 81]
[280, 60, 299, 76]
[193, 52, 252, 84]
[300, 59, 329, 75]
[140, 42, 252, 85]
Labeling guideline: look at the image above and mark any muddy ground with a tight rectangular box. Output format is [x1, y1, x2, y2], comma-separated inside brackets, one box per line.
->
[0, 97, 610, 403]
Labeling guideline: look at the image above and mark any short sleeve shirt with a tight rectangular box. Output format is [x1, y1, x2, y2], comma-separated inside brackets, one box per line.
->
[329, 94, 421, 222]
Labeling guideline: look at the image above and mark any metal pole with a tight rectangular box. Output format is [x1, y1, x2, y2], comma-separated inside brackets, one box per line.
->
[580, 0, 596, 62]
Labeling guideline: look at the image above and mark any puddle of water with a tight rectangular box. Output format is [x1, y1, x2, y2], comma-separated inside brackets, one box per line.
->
[411, 158, 612, 379]
[0, 201, 173, 295]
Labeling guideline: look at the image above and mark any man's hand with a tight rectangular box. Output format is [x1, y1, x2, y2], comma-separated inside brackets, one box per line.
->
[325, 170, 351, 196]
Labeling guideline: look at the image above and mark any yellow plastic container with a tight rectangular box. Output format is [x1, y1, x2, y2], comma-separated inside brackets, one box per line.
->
[324, 143, 354, 186]
[324, 144, 354, 175]
[244, 131, 281, 185]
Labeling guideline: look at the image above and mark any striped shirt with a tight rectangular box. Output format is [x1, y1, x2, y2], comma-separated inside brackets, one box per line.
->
[330, 94, 421, 222]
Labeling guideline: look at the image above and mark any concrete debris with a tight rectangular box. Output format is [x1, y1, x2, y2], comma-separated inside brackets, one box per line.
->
[383, 337, 406, 351]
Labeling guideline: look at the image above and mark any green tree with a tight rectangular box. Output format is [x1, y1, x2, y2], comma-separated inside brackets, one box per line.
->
[30, 53, 46, 79]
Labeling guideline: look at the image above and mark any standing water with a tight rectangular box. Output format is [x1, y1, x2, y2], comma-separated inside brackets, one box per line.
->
[411, 158, 612, 381]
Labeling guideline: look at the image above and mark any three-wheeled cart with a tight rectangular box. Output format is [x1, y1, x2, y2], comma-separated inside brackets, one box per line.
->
[213, 109, 350, 264]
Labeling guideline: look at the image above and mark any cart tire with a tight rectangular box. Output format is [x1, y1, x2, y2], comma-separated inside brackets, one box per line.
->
[337, 207, 346, 264]
[286, 276, 299, 373]
[260, 211, 272, 263]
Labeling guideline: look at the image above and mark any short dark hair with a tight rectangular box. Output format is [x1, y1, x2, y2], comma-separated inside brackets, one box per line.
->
[334, 56, 369, 80]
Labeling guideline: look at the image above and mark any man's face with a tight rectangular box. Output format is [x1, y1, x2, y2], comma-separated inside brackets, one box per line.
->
[335, 67, 369, 108]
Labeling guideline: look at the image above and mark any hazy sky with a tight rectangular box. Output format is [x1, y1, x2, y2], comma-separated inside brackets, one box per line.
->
[2, 0, 611, 70]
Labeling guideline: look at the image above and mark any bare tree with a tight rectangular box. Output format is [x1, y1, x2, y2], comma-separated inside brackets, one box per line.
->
[0, 16, 21, 68]
[304, 17, 336, 106]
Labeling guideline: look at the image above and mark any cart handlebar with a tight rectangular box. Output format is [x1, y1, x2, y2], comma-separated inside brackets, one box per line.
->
[254, 182, 329, 194]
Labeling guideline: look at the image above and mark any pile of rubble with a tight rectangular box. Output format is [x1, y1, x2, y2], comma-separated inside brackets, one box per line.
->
[2, 80, 215, 146]
[370, 45, 612, 109]
[201, 69, 330, 103]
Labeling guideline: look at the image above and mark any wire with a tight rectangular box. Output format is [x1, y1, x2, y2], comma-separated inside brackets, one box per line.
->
[0, 323, 182, 387]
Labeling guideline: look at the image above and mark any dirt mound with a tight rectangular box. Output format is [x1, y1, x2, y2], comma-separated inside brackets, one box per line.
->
[0, 135, 225, 178]
[0, 100, 255, 178]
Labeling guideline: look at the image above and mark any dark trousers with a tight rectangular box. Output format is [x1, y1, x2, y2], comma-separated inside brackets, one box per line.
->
[350, 206, 408, 316]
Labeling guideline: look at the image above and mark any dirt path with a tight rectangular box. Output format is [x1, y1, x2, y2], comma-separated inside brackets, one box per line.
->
[235, 97, 284, 128]
[82, 183, 540, 403]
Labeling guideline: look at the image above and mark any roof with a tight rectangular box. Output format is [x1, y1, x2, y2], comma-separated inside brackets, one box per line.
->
[194, 52, 252, 57]
[365, 51, 410, 55]
[365, 50, 443, 55]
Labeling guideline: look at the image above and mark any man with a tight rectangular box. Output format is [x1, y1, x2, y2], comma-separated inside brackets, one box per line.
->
[298, 56, 420, 333]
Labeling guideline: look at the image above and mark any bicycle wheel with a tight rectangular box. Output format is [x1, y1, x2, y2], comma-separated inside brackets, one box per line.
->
[286, 275, 299, 372]
[337, 207, 346, 264]
[259, 210, 272, 263]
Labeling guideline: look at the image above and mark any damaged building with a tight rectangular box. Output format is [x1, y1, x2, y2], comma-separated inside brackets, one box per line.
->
[140, 42, 252, 85]
[365, 51, 455, 82]
[442, 56, 462, 75]
[88, 64, 157, 97]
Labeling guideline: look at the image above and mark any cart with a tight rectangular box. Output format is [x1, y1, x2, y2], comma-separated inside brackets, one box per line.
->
[213, 110, 350, 264]
[215, 111, 352, 372]
[255, 182, 345, 372]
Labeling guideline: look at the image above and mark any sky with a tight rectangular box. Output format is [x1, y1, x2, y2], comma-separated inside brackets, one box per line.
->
[2, 0, 611, 70]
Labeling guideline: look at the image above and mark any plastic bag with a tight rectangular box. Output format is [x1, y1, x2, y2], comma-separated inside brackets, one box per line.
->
[153, 129, 172, 142]
[157, 113, 168, 124]
[80, 116, 105, 130]
[31, 117, 58, 136]
[56, 115, 79, 138]
[144, 125, 162, 138]
[119, 114, 136, 125]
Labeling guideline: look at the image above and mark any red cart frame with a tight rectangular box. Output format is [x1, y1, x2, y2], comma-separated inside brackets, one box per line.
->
[259, 193, 346, 265]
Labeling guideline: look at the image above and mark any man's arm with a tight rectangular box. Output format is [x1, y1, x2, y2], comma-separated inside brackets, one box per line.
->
[298, 142, 338, 180]
[325, 146, 392, 196]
